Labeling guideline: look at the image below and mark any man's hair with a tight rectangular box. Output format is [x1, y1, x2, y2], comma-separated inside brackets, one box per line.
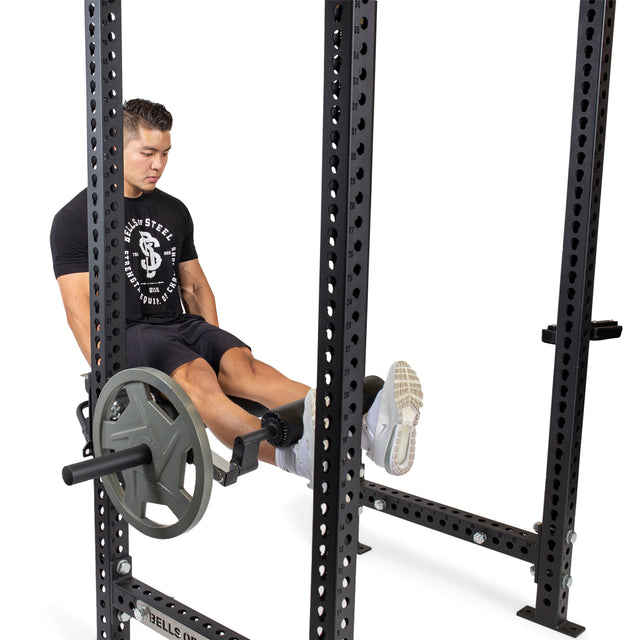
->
[123, 99, 173, 142]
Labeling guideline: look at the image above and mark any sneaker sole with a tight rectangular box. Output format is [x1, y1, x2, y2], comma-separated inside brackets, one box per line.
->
[385, 361, 423, 475]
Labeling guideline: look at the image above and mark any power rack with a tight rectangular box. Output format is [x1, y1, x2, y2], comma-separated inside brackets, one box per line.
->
[77, 1, 621, 639]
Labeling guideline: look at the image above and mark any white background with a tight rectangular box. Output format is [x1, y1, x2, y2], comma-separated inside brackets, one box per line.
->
[1, 1, 638, 639]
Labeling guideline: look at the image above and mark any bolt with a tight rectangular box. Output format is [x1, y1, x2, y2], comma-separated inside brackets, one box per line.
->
[473, 532, 487, 545]
[118, 612, 131, 623]
[359, 465, 365, 478]
[566, 530, 578, 544]
[562, 575, 573, 589]
[116, 559, 131, 575]
[533, 521, 542, 533]
[109, 400, 124, 421]
[358, 506, 364, 516]
[530, 565, 536, 577]
[374, 499, 386, 511]
[133, 605, 149, 622]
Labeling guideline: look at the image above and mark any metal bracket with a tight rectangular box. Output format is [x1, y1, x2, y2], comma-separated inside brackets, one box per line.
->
[542, 320, 622, 344]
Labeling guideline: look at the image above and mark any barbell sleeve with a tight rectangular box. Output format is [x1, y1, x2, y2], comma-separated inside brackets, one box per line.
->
[62, 444, 153, 486]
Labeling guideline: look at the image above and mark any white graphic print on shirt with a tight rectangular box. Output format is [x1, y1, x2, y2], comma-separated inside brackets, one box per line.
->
[124, 217, 179, 307]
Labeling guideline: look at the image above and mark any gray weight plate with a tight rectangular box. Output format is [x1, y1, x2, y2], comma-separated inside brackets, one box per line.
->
[93, 367, 213, 539]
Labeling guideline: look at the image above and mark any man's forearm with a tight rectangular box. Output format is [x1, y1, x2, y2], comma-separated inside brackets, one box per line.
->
[183, 287, 219, 326]
[57, 273, 93, 365]
[67, 307, 92, 365]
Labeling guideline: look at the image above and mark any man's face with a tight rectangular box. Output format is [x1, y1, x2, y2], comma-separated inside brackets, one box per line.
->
[123, 127, 172, 198]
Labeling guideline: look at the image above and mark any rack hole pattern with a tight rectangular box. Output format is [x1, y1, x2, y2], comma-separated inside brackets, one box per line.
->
[86, 3, 129, 639]
[112, 579, 250, 640]
[86, 0, 126, 407]
[361, 482, 539, 562]
[312, 1, 376, 639]
[95, 480, 130, 640]
[536, 0, 615, 626]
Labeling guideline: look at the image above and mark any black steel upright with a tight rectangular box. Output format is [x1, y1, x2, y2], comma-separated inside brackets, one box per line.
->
[84, 1, 129, 639]
[517, 1, 616, 636]
[310, 2, 377, 639]
[86, 0, 127, 395]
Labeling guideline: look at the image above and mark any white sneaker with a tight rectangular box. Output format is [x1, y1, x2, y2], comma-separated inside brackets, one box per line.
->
[275, 388, 315, 481]
[366, 361, 423, 475]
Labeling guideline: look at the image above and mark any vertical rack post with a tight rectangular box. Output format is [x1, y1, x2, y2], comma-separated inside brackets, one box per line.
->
[310, 1, 377, 639]
[86, 1, 127, 395]
[84, 1, 128, 639]
[518, 1, 616, 636]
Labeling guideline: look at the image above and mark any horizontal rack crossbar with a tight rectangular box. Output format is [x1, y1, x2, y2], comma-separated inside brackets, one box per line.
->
[113, 577, 251, 640]
[361, 480, 538, 563]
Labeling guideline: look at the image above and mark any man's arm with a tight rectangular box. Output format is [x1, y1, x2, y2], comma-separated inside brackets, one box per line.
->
[179, 259, 219, 326]
[57, 272, 92, 364]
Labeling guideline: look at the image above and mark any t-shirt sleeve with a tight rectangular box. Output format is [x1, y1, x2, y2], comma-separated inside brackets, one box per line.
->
[50, 201, 89, 278]
[179, 204, 198, 263]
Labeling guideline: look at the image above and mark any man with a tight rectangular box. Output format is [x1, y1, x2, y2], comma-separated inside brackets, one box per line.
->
[50, 99, 423, 481]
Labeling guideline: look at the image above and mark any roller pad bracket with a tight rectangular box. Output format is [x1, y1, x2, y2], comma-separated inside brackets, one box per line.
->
[261, 410, 303, 448]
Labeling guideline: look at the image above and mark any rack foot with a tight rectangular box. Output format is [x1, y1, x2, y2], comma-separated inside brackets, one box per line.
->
[517, 606, 585, 637]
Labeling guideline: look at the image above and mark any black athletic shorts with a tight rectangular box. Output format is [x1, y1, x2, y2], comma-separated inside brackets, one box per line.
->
[126, 315, 249, 376]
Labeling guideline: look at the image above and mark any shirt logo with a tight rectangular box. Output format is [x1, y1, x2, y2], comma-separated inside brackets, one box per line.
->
[139, 231, 162, 278]
[124, 216, 179, 307]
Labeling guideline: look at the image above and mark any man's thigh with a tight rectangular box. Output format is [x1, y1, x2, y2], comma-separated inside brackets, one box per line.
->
[182, 318, 249, 375]
[126, 318, 250, 376]
[126, 323, 199, 375]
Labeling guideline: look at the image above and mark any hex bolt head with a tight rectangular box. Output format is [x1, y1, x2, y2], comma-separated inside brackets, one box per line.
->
[118, 611, 131, 623]
[374, 499, 386, 511]
[533, 521, 542, 533]
[109, 400, 124, 421]
[133, 605, 150, 622]
[566, 530, 578, 544]
[473, 532, 487, 545]
[562, 575, 573, 589]
[530, 565, 536, 577]
[116, 559, 131, 576]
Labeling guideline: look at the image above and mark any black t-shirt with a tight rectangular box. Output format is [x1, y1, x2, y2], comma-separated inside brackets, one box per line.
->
[50, 188, 198, 324]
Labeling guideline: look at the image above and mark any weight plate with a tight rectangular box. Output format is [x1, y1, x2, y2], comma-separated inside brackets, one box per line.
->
[93, 367, 213, 538]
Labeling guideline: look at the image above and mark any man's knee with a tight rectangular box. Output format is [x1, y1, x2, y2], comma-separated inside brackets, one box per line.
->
[219, 347, 257, 380]
[172, 358, 224, 402]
